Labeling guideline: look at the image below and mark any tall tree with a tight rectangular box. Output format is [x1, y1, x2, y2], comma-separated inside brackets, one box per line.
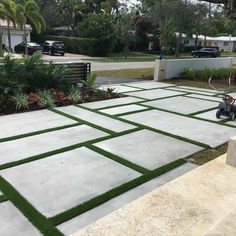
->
[0, 3, 5, 56]
[1, 0, 16, 52]
[16, 0, 46, 55]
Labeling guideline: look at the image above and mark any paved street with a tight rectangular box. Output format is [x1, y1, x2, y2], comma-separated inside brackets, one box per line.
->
[42, 53, 155, 71]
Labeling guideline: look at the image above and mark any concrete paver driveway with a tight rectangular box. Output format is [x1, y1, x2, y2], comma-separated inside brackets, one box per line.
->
[0, 81, 235, 236]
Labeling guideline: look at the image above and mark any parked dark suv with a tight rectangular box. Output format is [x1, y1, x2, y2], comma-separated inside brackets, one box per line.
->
[14, 42, 43, 54]
[191, 48, 220, 58]
[43, 41, 65, 56]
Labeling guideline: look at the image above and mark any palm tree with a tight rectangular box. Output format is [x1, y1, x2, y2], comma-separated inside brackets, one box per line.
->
[1, 0, 16, 53]
[16, 0, 46, 55]
[0, 3, 5, 56]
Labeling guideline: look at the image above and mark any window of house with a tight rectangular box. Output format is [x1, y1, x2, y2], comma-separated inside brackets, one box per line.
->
[223, 41, 229, 46]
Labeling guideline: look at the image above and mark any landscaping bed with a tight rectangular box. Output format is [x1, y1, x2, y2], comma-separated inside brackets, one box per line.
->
[0, 53, 121, 116]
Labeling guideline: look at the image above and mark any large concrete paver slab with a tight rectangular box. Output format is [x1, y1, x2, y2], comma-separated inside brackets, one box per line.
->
[0, 125, 107, 166]
[143, 96, 218, 114]
[95, 130, 203, 170]
[185, 94, 221, 102]
[100, 104, 148, 115]
[179, 86, 216, 93]
[55, 106, 136, 132]
[124, 81, 175, 89]
[0, 147, 140, 217]
[0, 110, 76, 140]
[166, 87, 217, 96]
[58, 163, 197, 235]
[0, 201, 42, 236]
[99, 85, 141, 93]
[81, 97, 144, 109]
[195, 109, 227, 122]
[125, 89, 186, 100]
[121, 110, 236, 148]
[226, 120, 236, 126]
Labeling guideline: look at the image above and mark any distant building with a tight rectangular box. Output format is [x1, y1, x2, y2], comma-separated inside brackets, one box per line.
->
[0, 20, 31, 51]
[182, 34, 236, 52]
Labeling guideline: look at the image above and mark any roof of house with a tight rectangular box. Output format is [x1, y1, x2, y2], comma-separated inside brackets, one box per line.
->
[180, 33, 236, 42]
[0, 19, 31, 30]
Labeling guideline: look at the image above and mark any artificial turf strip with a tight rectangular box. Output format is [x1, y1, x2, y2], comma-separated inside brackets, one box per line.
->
[0, 176, 63, 236]
[189, 107, 218, 116]
[50, 158, 187, 226]
[75, 105, 210, 149]
[0, 127, 142, 171]
[50, 108, 115, 135]
[86, 144, 150, 174]
[0, 195, 8, 203]
[0, 123, 81, 143]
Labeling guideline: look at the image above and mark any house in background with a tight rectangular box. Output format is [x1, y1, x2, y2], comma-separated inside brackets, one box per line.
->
[183, 34, 236, 52]
[0, 20, 31, 51]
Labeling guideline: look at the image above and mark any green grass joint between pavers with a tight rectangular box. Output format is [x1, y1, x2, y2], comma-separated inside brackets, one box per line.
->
[0, 128, 142, 171]
[50, 158, 187, 226]
[0, 194, 8, 203]
[75, 104, 210, 149]
[50, 108, 116, 135]
[86, 144, 150, 174]
[0, 176, 64, 236]
[0, 123, 81, 143]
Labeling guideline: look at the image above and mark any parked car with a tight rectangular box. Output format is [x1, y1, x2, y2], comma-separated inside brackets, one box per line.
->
[43, 41, 65, 56]
[14, 42, 43, 54]
[191, 48, 220, 58]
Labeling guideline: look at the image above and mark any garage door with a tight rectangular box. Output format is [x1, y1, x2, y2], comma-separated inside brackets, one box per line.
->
[11, 35, 24, 52]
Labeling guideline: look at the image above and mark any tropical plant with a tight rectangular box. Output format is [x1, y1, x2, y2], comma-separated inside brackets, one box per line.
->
[0, 3, 5, 56]
[16, 0, 46, 55]
[68, 86, 81, 103]
[84, 73, 97, 90]
[12, 90, 29, 110]
[38, 89, 55, 108]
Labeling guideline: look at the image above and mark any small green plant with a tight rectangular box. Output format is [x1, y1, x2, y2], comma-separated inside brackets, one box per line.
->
[85, 74, 97, 89]
[38, 90, 55, 108]
[12, 90, 29, 111]
[68, 86, 81, 103]
[180, 68, 195, 80]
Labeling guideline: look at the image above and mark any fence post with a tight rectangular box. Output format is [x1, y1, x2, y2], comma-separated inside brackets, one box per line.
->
[154, 59, 167, 81]
[226, 136, 236, 167]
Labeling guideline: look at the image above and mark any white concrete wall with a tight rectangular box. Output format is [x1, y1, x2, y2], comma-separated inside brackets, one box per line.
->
[154, 57, 235, 80]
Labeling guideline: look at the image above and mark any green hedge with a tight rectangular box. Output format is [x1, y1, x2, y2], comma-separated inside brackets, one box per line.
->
[44, 35, 98, 56]
[180, 67, 236, 80]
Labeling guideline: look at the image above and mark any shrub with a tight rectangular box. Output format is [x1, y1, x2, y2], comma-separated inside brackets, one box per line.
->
[44, 35, 98, 55]
[180, 67, 236, 80]
[68, 86, 81, 103]
[12, 90, 29, 111]
[38, 90, 55, 108]
[0, 52, 69, 93]
[180, 68, 195, 80]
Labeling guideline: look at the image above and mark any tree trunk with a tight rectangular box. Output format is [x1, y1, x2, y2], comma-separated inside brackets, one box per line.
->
[195, 33, 198, 50]
[175, 32, 182, 57]
[24, 23, 28, 55]
[7, 19, 12, 52]
[0, 30, 2, 57]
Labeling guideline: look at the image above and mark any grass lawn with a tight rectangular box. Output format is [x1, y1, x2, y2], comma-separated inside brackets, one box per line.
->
[167, 78, 236, 92]
[94, 68, 154, 79]
[188, 143, 228, 165]
[85, 51, 236, 63]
